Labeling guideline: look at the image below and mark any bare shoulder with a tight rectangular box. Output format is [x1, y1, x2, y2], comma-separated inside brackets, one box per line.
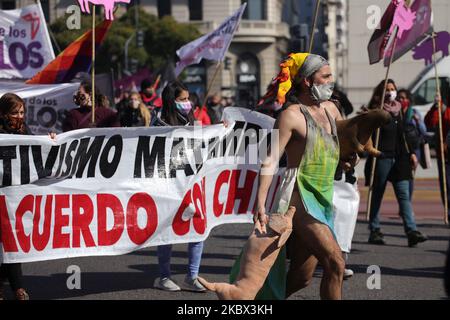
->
[276, 104, 305, 126]
[323, 101, 342, 120]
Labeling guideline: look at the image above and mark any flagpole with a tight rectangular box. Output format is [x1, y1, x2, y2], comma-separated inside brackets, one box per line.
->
[366, 25, 399, 221]
[309, 0, 322, 53]
[201, 62, 222, 108]
[91, 5, 96, 125]
[431, 31, 449, 224]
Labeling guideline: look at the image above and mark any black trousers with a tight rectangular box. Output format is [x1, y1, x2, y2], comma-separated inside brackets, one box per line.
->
[0, 263, 24, 291]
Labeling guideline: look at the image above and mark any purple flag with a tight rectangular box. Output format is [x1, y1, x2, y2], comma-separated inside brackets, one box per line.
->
[368, 0, 399, 65]
[383, 0, 433, 66]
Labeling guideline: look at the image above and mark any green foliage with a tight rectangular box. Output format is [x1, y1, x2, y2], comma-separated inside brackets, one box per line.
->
[49, 7, 200, 78]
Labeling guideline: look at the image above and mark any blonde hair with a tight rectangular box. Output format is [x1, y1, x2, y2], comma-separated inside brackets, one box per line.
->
[130, 92, 151, 126]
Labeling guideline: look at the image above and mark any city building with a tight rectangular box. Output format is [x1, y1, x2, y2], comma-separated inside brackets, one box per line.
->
[137, 0, 291, 108]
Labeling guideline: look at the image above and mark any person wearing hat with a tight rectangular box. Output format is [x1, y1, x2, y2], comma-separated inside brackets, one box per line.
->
[254, 53, 350, 300]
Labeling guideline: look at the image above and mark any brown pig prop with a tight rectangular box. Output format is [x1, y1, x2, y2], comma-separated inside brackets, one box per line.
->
[197, 206, 296, 300]
[336, 109, 391, 160]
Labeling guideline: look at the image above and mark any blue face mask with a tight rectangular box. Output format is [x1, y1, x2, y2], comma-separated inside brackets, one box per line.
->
[175, 101, 192, 115]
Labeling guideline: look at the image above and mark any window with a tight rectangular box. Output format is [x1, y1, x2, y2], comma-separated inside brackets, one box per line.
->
[413, 77, 450, 106]
[241, 0, 267, 20]
[157, 0, 171, 18]
[189, 0, 202, 21]
[1, 1, 16, 10]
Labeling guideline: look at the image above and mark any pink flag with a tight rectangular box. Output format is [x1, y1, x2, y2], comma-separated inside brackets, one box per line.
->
[383, 0, 433, 66]
[367, 0, 399, 65]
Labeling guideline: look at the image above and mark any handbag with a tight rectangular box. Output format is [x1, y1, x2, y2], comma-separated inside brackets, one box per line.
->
[420, 142, 432, 169]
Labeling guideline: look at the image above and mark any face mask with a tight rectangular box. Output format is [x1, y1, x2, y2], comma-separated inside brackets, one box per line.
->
[386, 90, 397, 102]
[176, 101, 192, 115]
[310, 82, 335, 103]
[131, 100, 140, 109]
[73, 93, 86, 106]
[400, 100, 409, 109]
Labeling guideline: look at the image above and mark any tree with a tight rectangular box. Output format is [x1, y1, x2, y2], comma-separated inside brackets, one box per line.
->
[49, 7, 200, 79]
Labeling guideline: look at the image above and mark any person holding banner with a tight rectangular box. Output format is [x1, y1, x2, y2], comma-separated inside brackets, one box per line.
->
[62, 82, 120, 131]
[151, 81, 206, 292]
[0, 93, 33, 300]
[254, 53, 348, 300]
[365, 79, 427, 247]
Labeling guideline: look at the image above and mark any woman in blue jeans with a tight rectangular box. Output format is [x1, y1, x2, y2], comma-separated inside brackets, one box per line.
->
[365, 79, 428, 247]
[151, 81, 206, 292]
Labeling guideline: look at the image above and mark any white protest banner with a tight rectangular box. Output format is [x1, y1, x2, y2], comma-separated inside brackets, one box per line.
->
[0, 108, 285, 263]
[174, 3, 246, 76]
[0, 4, 55, 79]
[0, 81, 78, 134]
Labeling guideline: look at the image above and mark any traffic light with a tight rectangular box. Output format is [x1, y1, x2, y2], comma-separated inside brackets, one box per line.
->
[136, 30, 144, 48]
[224, 57, 231, 70]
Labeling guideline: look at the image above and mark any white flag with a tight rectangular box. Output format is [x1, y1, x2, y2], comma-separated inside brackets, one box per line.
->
[0, 3, 55, 79]
[175, 3, 246, 77]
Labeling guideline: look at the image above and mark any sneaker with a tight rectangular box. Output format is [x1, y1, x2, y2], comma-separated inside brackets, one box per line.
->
[368, 229, 385, 245]
[343, 268, 354, 280]
[15, 288, 29, 300]
[183, 276, 207, 292]
[155, 277, 181, 292]
[407, 230, 428, 247]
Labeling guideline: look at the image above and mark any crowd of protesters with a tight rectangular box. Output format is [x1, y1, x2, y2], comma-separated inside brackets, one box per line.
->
[1, 74, 449, 300]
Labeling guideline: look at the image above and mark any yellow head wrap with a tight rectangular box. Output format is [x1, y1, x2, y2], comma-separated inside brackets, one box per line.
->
[257, 52, 329, 109]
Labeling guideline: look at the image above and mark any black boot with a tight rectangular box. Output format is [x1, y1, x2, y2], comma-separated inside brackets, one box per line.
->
[368, 229, 385, 245]
[407, 230, 428, 247]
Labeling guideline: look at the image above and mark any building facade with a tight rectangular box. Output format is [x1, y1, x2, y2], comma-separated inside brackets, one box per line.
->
[139, 0, 291, 107]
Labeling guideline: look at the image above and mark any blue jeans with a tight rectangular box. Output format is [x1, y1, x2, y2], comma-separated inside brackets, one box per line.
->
[369, 158, 417, 233]
[157, 242, 204, 279]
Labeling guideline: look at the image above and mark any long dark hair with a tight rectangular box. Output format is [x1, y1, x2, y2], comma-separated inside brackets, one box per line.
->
[368, 79, 398, 109]
[161, 81, 195, 125]
[0, 93, 27, 133]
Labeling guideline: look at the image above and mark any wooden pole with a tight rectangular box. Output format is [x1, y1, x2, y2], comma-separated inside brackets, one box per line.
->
[309, 0, 322, 53]
[91, 5, 96, 125]
[432, 31, 449, 225]
[201, 62, 222, 108]
[366, 25, 399, 221]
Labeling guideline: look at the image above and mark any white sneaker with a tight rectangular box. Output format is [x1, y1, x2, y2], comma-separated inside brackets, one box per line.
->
[155, 277, 181, 291]
[343, 268, 354, 280]
[183, 276, 206, 292]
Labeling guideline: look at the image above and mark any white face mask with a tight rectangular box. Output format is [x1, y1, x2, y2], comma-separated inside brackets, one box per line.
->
[386, 90, 397, 102]
[310, 82, 335, 103]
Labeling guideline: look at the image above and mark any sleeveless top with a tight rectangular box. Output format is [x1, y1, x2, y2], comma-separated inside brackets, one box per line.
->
[297, 105, 340, 234]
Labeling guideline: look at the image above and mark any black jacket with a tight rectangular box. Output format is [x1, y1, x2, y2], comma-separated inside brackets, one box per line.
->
[365, 112, 414, 184]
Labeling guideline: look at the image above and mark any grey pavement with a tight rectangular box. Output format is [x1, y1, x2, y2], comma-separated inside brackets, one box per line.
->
[2, 217, 449, 300]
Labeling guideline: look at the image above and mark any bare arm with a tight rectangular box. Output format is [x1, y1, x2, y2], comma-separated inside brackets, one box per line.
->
[255, 108, 296, 231]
